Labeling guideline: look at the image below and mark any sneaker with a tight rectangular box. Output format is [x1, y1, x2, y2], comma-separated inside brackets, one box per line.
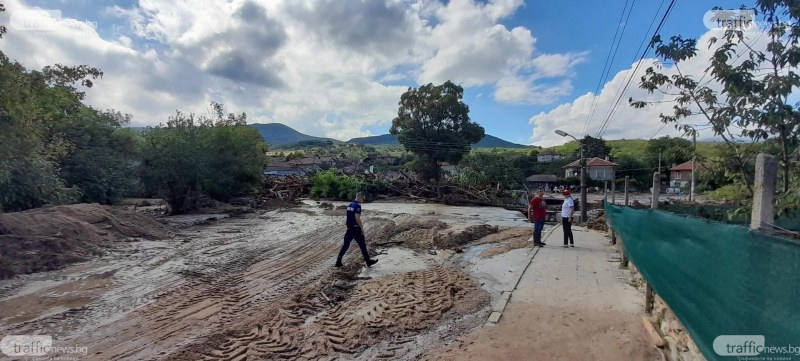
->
[335, 261, 343, 268]
[366, 259, 379, 267]
[570, 244, 575, 248]
[562, 245, 568, 248]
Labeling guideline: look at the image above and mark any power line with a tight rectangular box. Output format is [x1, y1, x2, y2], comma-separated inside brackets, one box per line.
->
[581, 0, 638, 137]
[595, 0, 678, 138]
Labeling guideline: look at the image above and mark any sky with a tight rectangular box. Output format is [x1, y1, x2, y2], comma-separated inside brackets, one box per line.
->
[0, 0, 775, 146]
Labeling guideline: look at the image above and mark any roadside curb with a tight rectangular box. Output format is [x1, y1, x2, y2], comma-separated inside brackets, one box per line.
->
[485, 225, 558, 326]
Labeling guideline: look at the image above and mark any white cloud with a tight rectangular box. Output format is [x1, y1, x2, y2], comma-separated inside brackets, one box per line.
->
[528, 29, 772, 147]
[1, 0, 587, 140]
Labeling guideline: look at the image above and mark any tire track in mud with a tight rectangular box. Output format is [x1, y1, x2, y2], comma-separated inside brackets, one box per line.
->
[192, 265, 486, 361]
[62, 214, 347, 361]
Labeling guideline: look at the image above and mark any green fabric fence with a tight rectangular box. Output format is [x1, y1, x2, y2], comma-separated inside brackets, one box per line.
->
[605, 202, 800, 360]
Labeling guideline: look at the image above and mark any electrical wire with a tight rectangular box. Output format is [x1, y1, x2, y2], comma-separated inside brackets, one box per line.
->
[595, 0, 678, 138]
[581, 0, 638, 137]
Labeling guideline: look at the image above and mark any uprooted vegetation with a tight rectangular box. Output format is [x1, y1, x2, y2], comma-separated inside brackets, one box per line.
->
[0, 203, 171, 277]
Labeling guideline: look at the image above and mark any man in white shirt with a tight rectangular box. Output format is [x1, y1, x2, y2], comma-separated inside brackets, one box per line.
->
[561, 190, 575, 248]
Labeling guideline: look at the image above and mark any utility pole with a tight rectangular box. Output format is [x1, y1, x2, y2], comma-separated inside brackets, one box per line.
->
[580, 140, 587, 222]
[555, 129, 587, 223]
[658, 151, 662, 175]
[690, 131, 696, 203]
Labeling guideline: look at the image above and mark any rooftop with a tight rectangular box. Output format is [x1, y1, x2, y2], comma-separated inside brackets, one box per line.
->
[564, 157, 619, 168]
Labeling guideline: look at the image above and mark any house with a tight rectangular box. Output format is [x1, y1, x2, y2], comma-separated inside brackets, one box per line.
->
[375, 155, 401, 166]
[537, 151, 564, 163]
[526, 174, 558, 190]
[264, 162, 303, 177]
[288, 156, 337, 173]
[361, 155, 401, 167]
[441, 163, 460, 176]
[563, 157, 618, 181]
[669, 161, 703, 187]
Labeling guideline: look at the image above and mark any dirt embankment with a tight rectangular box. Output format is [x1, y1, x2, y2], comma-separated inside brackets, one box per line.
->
[0, 204, 171, 277]
[372, 219, 500, 250]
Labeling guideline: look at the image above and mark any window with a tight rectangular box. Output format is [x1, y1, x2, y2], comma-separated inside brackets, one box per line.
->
[595, 170, 605, 179]
[674, 172, 681, 179]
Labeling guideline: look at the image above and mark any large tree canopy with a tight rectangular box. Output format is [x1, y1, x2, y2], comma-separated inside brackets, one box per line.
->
[390, 81, 484, 181]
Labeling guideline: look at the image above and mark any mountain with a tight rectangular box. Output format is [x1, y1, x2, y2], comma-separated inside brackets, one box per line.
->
[347, 133, 527, 148]
[347, 134, 401, 146]
[249, 123, 337, 147]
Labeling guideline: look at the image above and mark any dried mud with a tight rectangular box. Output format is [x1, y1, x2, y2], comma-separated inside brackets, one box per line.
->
[0, 203, 171, 276]
[0, 202, 531, 361]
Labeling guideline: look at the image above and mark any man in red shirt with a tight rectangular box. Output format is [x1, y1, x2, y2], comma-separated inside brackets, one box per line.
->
[528, 189, 547, 247]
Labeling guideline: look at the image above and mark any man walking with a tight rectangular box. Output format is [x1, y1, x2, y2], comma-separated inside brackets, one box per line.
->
[561, 190, 575, 248]
[528, 189, 547, 247]
[335, 192, 378, 268]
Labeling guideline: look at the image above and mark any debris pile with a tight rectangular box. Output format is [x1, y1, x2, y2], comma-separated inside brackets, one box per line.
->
[586, 211, 608, 232]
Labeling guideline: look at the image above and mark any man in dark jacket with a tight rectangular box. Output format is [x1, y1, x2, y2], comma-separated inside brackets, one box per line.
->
[335, 192, 378, 268]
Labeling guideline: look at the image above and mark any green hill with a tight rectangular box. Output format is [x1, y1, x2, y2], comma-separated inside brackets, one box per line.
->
[346, 133, 527, 148]
[545, 139, 722, 159]
[249, 123, 338, 147]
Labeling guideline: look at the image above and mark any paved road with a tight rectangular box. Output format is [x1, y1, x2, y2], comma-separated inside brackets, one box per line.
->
[426, 225, 660, 361]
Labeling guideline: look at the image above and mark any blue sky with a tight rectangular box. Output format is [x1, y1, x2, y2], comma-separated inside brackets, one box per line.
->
[0, 0, 764, 146]
[462, 0, 726, 144]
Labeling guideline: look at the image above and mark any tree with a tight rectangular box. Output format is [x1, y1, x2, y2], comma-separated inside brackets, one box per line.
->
[139, 103, 268, 214]
[581, 136, 612, 159]
[645, 136, 692, 171]
[458, 152, 524, 190]
[390, 81, 485, 184]
[0, 9, 130, 210]
[633, 2, 800, 195]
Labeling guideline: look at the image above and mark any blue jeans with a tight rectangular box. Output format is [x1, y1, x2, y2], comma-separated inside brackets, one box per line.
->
[533, 219, 545, 243]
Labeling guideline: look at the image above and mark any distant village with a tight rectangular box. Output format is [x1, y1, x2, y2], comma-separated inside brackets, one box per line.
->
[264, 149, 699, 194]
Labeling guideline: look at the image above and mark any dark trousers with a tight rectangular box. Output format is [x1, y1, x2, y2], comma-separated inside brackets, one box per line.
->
[533, 219, 545, 244]
[562, 217, 574, 245]
[337, 227, 371, 263]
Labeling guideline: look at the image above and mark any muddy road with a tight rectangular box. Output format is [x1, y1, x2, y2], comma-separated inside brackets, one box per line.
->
[0, 201, 534, 360]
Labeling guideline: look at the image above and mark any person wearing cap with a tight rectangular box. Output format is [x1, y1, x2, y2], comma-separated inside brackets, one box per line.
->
[561, 189, 575, 248]
[528, 189, 547, 247]
[335, 192, 378, 268]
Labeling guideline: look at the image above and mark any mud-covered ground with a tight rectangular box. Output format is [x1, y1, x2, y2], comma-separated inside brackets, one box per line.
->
[0, 201, 537, 360]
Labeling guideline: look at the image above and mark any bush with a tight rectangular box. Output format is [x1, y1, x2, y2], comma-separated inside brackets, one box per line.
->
[311, 169, 388, 200]
[705, 183, 750, 202]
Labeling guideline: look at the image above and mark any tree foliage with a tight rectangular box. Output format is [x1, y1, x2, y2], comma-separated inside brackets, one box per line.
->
[581, 136, 612, 159]
[633, 1, 800, 197]
[139, 104, 268, 214]
[645, 136, 693, 170]
[0, 18, 135, 211]
[457, 152, 523, 189]
[310, 169, 388, 200]
[390, 81, 484, 181]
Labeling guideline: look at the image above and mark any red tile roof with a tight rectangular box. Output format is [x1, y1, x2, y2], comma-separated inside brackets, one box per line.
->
[670, 160, 703, 171]
[563, 157, 619, 168]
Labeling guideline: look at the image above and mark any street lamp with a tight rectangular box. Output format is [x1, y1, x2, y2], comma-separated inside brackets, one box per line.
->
[555, 129, 587, 223]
